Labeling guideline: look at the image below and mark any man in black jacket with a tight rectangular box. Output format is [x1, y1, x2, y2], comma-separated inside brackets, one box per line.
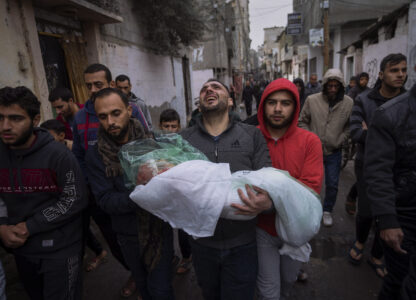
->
[0, 86, 87, 300]
[348, 54, 407, 278]
[364, 77, 416, 298]
[86, 88, 174, 299]
[180, 79, 272, 300]
[242, 80, 254, 116]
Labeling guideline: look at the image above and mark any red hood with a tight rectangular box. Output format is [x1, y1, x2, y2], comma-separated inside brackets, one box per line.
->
[257, 78, 300, 140]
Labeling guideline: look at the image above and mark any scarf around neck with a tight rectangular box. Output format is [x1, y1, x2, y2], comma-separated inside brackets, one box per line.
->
[97, 118, 145, 178]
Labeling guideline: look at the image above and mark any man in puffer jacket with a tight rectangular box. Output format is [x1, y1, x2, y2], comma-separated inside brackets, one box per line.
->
[256, 78, 324, 299]
[348, 53, 407, 277]
[365, 78, 416, 299]
[299, 69, 353, 226]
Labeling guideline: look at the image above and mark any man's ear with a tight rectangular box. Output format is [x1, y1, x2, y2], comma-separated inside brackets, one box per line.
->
[58, 132, 65, 141]
[33, 114, 41, 127]
[228, 97, 233, 108]
[68, 98, 75, 104]
[378, 71, 384, 81]
[127, 103, 133, 117]
[110, 80, 116, 88]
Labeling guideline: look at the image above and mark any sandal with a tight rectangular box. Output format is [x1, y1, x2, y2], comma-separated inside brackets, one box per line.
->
[348, 242, 363, 265]
[345, 197, 356, 216]
[121, 276, 136, 298]
[296, 269, 308, 282]
[176, 257, 192, 275]
[85, 250, 108, 272]
[367, 259, 387, 279]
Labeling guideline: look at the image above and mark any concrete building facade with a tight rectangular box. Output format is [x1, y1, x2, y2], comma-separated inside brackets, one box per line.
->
[190, 0, 251, 105]
[1, 0, 193, 125]
[262, 26, 285, 80]
[341, 3, 415, 89]
[292, 0, 410, 81]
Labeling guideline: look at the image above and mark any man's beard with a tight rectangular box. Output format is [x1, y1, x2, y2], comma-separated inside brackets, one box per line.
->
[11, 123, 34, 147]
[264, 113, 294, 130]
[63, 106, 73, 119]
[200, 98, 228, 115]
[107, 123, 129, 142]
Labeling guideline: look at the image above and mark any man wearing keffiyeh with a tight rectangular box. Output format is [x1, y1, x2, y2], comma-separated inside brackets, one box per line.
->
[85, 88, 174, 300]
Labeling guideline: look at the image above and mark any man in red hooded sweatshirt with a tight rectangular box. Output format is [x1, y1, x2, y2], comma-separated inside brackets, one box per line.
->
[256, 78, 324, 299]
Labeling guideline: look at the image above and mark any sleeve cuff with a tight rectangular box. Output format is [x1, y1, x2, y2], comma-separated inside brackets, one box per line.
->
[377, 214, 401, 230]
[25, 218, 41, 236]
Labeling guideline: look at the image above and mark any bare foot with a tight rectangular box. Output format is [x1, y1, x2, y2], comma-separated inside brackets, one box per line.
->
[85, 250, 108, 272]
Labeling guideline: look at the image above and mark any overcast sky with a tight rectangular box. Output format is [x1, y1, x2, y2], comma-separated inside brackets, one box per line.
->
[249, 0, 293, 50]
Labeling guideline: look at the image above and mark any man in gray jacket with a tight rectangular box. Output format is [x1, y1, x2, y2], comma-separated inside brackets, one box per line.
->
[180, 79, 272, 300]
[299, 69, 353, 226]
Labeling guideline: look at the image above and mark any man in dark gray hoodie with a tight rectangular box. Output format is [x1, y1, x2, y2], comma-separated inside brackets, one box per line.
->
[0, 86, 87, 300]
[180, 79, 272, 300]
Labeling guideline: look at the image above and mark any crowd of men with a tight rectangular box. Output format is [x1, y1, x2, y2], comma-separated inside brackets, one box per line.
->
[0, 51, 415, 300]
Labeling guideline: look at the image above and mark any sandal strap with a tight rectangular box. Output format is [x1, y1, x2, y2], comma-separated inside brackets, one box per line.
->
[350, 243, 364, 255]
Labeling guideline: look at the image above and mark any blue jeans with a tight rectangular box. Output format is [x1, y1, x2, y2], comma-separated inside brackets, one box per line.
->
[117, 230, 174, 300]
[0, 260, 5, 300]
[323, 150, 342, 212]
[191, 240, 258, 300]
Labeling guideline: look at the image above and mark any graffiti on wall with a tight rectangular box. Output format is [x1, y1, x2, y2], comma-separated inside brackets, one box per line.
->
[365, 58, 378, 88]
[193, 46, 204, 63]
[406, 45, 416, 90]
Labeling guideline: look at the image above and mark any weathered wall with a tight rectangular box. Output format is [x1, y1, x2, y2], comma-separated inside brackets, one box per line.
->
[308, 46, 324, 79]
[98, 0, 188, 126]
[362, 15, 408, 88]
[99, 41, 187, 127]
[0, 0, 34, 88]
[406, 1, 416, 90]
[0, 0, 51, 119]
[191, 36, 229, 71]
[190, 69, 214, 107]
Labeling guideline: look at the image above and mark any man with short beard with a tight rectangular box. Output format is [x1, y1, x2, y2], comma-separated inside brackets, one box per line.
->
[364, 59, 416, 300]
[256, 78, 324, 299]
[348, 54, 407, 278]
[299, 69, 353, 226]
[48, 87, 82, 140]
[180, 79, 272, 300]
[85, 88, 174, 299]
[0, 86, 87, 299]
[72, 63, 148, 297]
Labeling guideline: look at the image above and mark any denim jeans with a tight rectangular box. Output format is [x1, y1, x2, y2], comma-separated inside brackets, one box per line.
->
[0, 260, 5, 300]
[190, 240, 258, 300]
[323, 150, 342, 212]
[117, 230, 174, 300]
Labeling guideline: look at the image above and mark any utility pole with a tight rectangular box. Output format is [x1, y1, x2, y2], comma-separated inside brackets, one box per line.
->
[322, 0, 330, 75]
